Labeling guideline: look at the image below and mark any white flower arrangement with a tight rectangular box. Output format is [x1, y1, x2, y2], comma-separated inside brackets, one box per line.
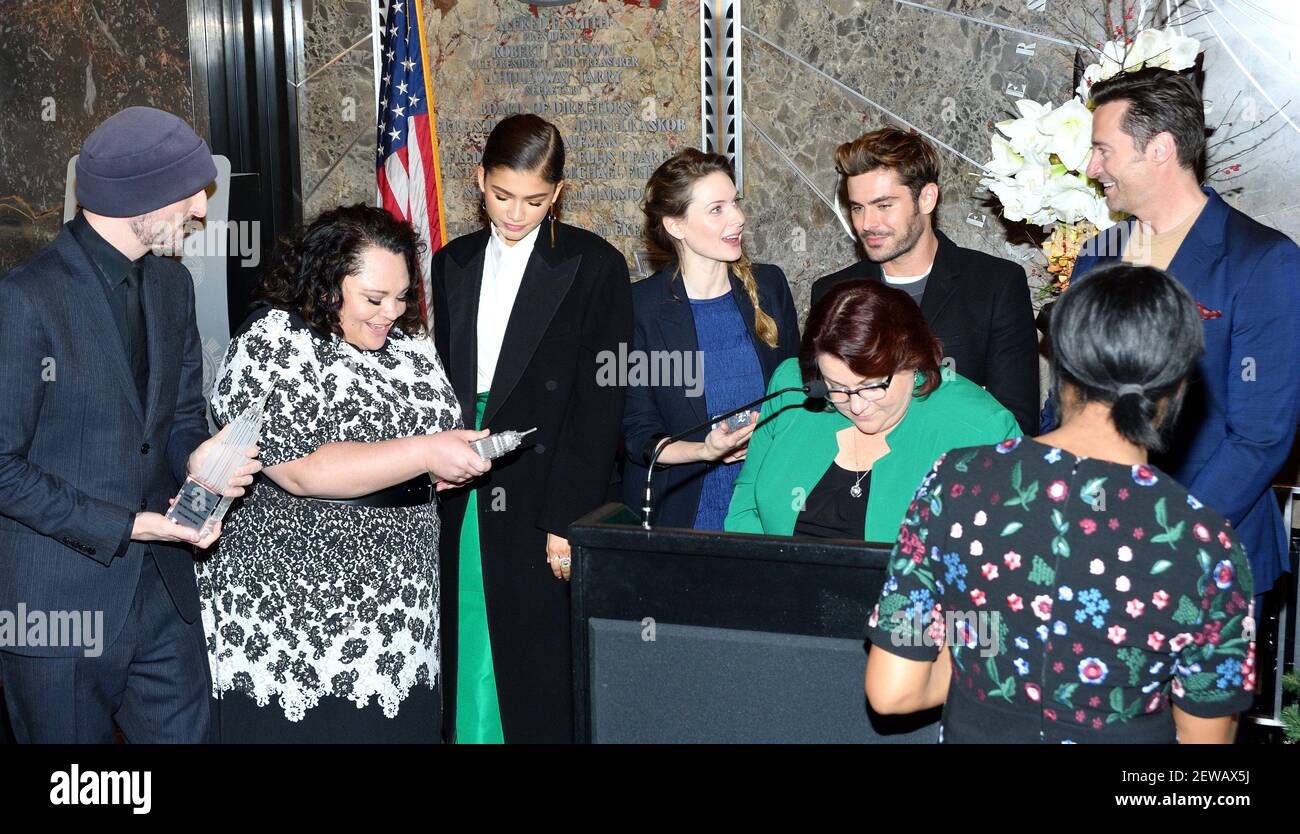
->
[1076, 26, 1202, 102]
[980, 97, 1118, 229]
[979, 25, 1203, 290]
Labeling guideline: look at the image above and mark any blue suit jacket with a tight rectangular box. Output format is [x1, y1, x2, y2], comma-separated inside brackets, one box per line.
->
[0, 225, 211, 657]
[621, 263, 801, 529]
[1060, 188, 1300, 592]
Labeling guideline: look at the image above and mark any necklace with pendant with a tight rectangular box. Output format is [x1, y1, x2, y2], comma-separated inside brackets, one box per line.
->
[850, 430, 868, 498]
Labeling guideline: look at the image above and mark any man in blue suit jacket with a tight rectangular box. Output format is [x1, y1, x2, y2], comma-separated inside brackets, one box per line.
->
[0, 107, 259, 742]
[1047, 69, 1300, 594]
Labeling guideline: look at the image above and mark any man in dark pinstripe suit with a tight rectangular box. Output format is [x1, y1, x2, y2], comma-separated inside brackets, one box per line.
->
[0, 107, 259, 743]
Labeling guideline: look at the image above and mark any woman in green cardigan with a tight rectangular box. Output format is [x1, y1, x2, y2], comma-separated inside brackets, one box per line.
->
[725, 281, 1021, 541]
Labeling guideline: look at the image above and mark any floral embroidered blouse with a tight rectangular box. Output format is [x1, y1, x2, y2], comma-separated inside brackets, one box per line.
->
[865, 437, 1257, 744]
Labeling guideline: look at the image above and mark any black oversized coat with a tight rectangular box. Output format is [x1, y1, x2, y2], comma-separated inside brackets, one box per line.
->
[430, 221, 632, 743]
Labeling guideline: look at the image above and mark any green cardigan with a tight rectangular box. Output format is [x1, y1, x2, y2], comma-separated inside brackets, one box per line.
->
[724, 358, 1021, 542]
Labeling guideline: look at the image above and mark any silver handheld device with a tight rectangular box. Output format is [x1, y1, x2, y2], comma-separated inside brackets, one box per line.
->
[470, 427, 538, 461]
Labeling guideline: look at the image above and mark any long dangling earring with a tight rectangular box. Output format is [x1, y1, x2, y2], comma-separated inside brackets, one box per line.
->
[548, 203, 557, 248]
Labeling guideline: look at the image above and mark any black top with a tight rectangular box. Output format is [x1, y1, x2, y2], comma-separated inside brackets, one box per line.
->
[67, 211, 138, 355]
[794, 464, 870, 539]
[864, 437, 1257, 744]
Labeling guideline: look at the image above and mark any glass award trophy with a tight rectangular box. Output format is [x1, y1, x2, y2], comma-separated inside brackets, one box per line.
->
[165, 388, 272, 538]
[470, 427, 537, 460]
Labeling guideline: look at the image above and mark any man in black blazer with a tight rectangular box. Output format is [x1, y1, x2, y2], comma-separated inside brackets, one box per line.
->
[810, 127, 1040, 435]
[0, 107, 258, 742]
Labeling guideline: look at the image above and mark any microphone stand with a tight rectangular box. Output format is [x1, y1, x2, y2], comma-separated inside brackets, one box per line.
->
[640, 381, 828, 530]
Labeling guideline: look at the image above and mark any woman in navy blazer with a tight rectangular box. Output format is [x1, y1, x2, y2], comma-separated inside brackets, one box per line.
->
[622, 149, 800, 529]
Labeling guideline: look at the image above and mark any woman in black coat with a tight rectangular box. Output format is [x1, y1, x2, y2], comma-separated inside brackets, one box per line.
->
[622, 149, 800, 530]
[430, 115, 632, 743]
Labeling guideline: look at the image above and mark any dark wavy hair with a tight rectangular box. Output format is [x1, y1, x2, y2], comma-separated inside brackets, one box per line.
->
[255, 204, 426, 340]
[1049, 263, 1202, 451]
[1090, 67, 1206, 173]
[799, 281, 943, 396]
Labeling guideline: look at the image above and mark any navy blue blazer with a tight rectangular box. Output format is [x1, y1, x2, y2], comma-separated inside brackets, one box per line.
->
[0, 225, 211, 657]
[622, 262, 800, 528]
[1060, 188, 1300, 593]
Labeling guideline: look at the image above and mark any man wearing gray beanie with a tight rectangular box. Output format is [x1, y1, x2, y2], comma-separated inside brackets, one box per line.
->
[0, 106, 261, 743]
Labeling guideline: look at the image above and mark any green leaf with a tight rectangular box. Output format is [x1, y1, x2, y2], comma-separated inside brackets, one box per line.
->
[1150, 560, 1173, 576]
[1011, 461, 1023, 491]
[1155, 496, 1168, 528]
[901, 560, 916, 577]
[1052, 536, 1071, 559]
[1172, 596, 1200, 625]
[1151, 521, 1185, 549]
[1183, 672, 1219, 692]
[1054, 683, 1079, 708]
[953, 448, 979, 473]
[893, 558, 910, 572]
[985, 657, 1001, 685]
[1109, 686, 1125, 713]
[1028, 555, 1056, 586]
[878, 594, 911, 619]
[1000, 521, 1023, 537]
[1022, 481, 1040, 505]
[1196, 549, 1211, 572]
[1080, 476, 1108, 504]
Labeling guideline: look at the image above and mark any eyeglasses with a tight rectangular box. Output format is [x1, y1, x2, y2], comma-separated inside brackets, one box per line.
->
[823, 373, 894, 404]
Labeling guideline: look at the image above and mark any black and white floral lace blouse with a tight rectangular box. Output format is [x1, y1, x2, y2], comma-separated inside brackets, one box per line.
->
[196, 306, 461, 721]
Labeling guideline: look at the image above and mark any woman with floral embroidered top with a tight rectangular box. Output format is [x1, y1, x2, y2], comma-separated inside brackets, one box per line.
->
[197, 205, 488, 743]
[864, 264, 1257, 743]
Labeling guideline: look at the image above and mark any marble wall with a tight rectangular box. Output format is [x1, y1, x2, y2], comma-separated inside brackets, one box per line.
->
[0, 0, 197, 271]
[738, 0, 1300, 320]
[424, 0, 700, 270]
[299, 0, 380, 220]
[298, 0, 701, 269]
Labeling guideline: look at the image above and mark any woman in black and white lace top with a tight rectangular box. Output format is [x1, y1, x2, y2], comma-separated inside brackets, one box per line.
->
[197, 205, 488, 742]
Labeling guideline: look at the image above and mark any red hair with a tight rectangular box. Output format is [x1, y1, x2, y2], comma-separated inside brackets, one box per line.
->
[799, 281, 943, 396]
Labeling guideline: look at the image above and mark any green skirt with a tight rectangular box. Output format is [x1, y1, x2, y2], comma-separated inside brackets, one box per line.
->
[454, 392, 505, 743]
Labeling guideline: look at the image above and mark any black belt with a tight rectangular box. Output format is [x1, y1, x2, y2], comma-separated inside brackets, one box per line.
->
[266, 474, 434, 508]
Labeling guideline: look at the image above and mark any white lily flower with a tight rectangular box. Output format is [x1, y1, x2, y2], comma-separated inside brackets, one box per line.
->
[1076, 63, 1104, 103]
[1038, 98, 1095, 172]
[985, 133, 1026, 177]
[1130, 29, 1171, 71]
[1165, 33, 1200, 71]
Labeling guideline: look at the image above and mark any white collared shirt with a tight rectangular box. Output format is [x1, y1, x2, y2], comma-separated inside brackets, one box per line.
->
[476, 222, 540, 393]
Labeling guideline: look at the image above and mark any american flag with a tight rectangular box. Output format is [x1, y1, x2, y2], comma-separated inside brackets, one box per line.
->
[376, 0, 446, 321]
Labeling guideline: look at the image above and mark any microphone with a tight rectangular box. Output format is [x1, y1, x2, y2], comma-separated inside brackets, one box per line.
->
[640, 379, 830, 529]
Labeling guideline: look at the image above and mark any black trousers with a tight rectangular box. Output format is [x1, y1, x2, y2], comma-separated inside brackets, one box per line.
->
[0, 552, 210, 743]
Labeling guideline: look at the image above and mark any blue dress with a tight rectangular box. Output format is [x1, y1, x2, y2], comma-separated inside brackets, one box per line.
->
[689, 292, 765, 530]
